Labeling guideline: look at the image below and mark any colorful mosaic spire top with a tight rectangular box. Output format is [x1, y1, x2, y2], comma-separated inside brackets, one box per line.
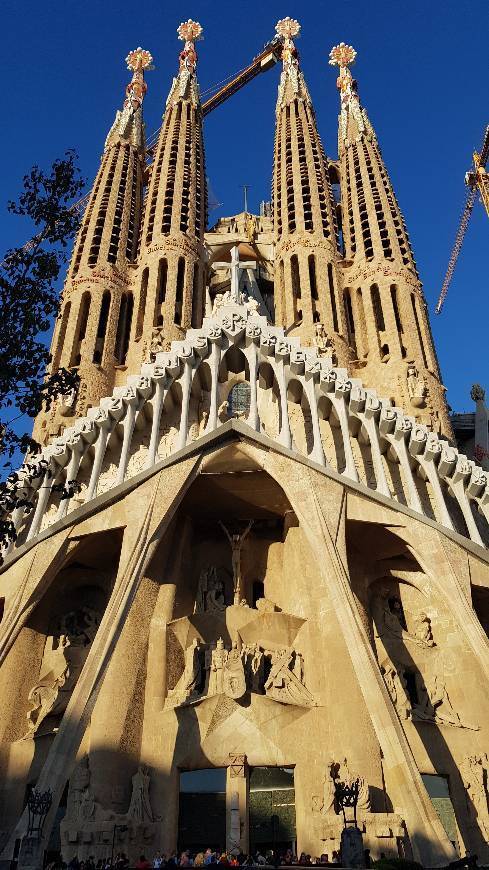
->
[276, 17, 301, 69]
[124, 47, 153, 110]
[177, 19, 203, 74]
[329, 43, 357, 100]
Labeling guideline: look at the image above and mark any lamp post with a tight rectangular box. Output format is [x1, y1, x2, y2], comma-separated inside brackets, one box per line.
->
[110, 824, 128, 867]
[329, 768, 364, 869]
[26, 788, 53, 839]
[330, 770, 360, 828]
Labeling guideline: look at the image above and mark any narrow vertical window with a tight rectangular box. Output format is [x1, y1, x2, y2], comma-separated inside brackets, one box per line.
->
[356, 288, 369, 356]
[115, 293, 134, 365]
[70, 292, 91, 366]
[191, 263, 201, 328]
[344, 288, 356, 353]
[290, 255, 301, 322]
[327, 263, 339, 333]
[92, 291, 111, 363]
[390, 285, 403, 333]
[308, 254, 318, 300]
[371, 284, 385, 332]
[175, 257, 185, 325]
[135, 269, 148, 340]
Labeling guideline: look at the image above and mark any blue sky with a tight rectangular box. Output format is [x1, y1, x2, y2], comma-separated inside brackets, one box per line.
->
[1, 0, 487, 415]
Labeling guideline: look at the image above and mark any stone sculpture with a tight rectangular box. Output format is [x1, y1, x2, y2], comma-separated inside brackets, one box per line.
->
[406, 363, 428, 408]
[127, 765, 153, 823]
[264, 648, 315, 707]
[194, 566, 226, 613]
[461, 754, 489, 838]
[25, 607, 100, 737]
[219, 520, 253, 603]
[166, 638, 314, 708]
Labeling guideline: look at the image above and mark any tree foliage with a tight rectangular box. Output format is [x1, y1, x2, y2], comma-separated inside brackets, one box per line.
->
[0, 151, 85, 557]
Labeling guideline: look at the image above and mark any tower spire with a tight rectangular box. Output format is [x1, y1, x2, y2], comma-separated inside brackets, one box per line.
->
[272, 19, 350, 364]
[105, 48, 153, 151]
[330, 44, 452, 437]
[136, 19, 207, 355]
[33, 50, 153, 445]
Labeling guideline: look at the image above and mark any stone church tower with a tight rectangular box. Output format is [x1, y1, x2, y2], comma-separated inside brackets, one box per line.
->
[1, 19, 489, 870]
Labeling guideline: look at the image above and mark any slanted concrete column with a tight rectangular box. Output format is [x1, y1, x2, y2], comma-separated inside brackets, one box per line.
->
[226, 754, 249, 856]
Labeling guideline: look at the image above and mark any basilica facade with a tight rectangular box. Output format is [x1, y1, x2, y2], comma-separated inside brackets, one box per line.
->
[1, 18, 489, 870]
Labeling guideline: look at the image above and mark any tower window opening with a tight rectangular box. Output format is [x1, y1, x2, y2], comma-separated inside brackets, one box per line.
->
[327, 263, 339, 333]
[88, 148, 119, 266]
[390, 284, 403, 334]
[180, 110, 192, 233]
[308, 254, 318, 301]
[52, 301, 71, 372]
[161, 103, 182, 236]
[146, 108, 172, 244]
[114, 292, 134, 365]
[371, 284, 385, 332]
[71, 153, 108, 277]
[411, 294, 428, 368]
[126, 151, 141, 261]
[135, 269, 148, 340]
[344, 288, 356, 354]
[92, 291, 111, 363]
[157, 259, 168, 304]
[290, 255, 301, 322]
[108, 146, 130, 264]
[285, 105, 296, 232]
[296, 113, 313, 232]
[191, 263, 201, 328]
[175, 257, 185, 325]
[70, 292, 91, 367]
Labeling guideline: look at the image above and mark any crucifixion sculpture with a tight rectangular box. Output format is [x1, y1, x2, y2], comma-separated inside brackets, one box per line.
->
[219, 520, 253, 604]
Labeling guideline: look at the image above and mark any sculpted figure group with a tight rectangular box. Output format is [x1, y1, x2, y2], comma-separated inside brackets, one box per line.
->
[375, 587, 478, 731]
[167, 636, 314, 708]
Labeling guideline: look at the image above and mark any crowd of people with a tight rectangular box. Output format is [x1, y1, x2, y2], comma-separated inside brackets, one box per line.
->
[62, 848, 350, 870]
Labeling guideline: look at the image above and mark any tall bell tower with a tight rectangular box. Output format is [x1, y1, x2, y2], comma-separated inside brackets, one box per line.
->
[34, 48, 153, 444]
[329, 43, 452, 437]
[133, 19, 207, 362]
[272, 18, 352, 367]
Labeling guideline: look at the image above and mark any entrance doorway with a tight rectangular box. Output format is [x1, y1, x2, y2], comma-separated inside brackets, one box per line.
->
[178, 769, 227, 852]
[249, 767, 296, 854]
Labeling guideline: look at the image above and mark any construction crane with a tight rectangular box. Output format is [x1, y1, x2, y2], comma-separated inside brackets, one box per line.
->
[435, 124, 489, 314]
[1, 37, 283, 267]
[145, 36, 282, 159]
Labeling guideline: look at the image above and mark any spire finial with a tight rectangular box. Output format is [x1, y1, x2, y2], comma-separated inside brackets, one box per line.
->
[329, 43, 357, 99]
[177, 19, 203, 74]
[276, 17, 301, 69]
[124, 47, 153, 110]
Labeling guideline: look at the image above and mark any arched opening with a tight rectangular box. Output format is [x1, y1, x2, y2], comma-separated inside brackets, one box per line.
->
[290, 255, 301, 323]
[114, 292, 134, 365]
[175, 257, 185, 325]
[135, 268, 149, 340]
[154, 259, 168, 327]
[92, 290, 111, 363]
[70, 292, 91, 367]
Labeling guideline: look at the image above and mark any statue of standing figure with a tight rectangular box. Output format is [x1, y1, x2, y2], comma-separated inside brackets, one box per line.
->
[219, 520, 253, 604]
[127, 765, 153, 822]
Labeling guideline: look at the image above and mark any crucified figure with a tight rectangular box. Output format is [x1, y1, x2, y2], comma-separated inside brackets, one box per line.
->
[219, 520, 253, 604]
